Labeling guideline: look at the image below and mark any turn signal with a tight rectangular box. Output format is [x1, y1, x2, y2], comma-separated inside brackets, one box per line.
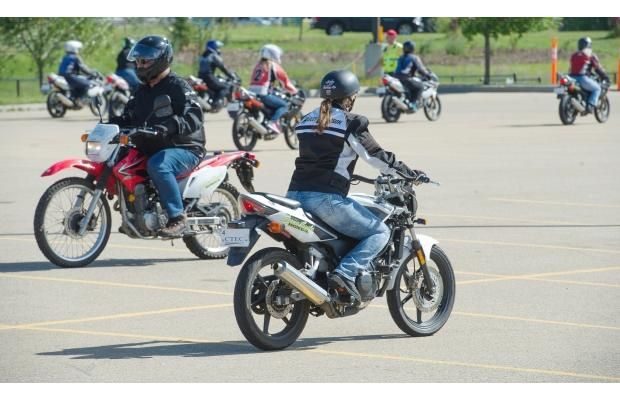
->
[80, 133, 88, 142]
[267, 221, 284, 234]
[119, 135, 129, 145]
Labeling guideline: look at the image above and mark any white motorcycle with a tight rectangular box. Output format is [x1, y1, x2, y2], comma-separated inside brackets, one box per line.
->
[226, 172, 455, 350]
[105, 73, 132, 118]
[41, 72, 108, 118]
[378, 74, 441, 123]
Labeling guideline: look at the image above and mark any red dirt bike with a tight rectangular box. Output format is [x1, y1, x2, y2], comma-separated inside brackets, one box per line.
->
[34, 98, 259, 268]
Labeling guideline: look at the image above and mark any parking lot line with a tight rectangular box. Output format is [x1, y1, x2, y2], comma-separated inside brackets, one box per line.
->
[0, 303, 233, 331]
[425, 213, 581, 226]
[457, 266, 620, 287]
[489, 197, 620, 208]
[6, 325, 619, 382]
[440, 238, 620, 254]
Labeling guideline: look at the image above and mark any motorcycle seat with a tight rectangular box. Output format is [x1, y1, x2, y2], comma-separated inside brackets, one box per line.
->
[263, 193, 301, 209]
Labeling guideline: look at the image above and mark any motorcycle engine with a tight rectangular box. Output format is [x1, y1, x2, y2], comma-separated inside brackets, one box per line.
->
[356, 271, 378, 302]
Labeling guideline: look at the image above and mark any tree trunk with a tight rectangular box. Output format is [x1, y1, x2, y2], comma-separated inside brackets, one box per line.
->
[298, 17, 303, 41]
[483, 33, 491, 85]
[36, 60, 45, 87]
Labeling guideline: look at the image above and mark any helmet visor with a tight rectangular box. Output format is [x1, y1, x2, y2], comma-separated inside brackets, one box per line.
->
[127, 44, 164, 62]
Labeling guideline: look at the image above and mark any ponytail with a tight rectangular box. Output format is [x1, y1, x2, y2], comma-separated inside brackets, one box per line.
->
[317, 99, 332, 134]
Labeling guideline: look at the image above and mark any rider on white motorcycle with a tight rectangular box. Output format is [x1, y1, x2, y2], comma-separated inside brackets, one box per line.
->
[394, 41, 435, 112]
[286, 69, 426, 303]
[109, 35, 206, 238]
[58, 40, 98, 104]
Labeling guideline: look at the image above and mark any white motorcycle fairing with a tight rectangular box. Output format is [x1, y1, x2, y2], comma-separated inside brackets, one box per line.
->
[180, 165, 227, 200]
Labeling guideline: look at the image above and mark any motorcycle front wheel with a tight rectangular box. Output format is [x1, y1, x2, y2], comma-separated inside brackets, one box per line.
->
[108, 93, 126, 118]
[381, 96, 401, 123]
[559, 96, 577, 125]
[594, 96, 610, 123]
[232, 112, 258, 151]
[46, 92, 67, 118]
[424, 96, 442, 121]
[183, 182, 240, 259]
[234, 248, 310, 350]
[387, 245, 455, 336]
[34, 177, 111, 268]
[89, 94, 108, 118]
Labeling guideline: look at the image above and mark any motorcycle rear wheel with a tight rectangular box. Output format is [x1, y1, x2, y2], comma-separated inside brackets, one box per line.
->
[232, 112, 258, 151]
[381, 96, 401, 123]
[183, 182, 240, 259]
[283, 111, 301, 150]
[594, 96, 610, 123]
[46, 93, 67, 118]
[559, 96, 577, 125]
[89, 94, 108, 118]
[424, 96, 442, 121]
[34, 177, 111, 268]
[108, 93, 126, 118]
[387, 245, 455, 336]
[234, 248, 310, 350]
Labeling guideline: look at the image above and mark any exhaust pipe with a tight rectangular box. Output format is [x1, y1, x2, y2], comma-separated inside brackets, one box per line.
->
[197, 96, 212, 111]
[56, 93, 74, 107]
[186, 216, 221, 226]
[391, 97, 410, 111]
[113, 92, 129, 105]
[247, 118, 269, 136]
[274, 262, 330, 306]
[570, 98, 586, 112]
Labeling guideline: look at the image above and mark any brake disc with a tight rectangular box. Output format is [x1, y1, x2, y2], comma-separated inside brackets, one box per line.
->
[266, 281, 294, 319]
[412, 268, 443, 313]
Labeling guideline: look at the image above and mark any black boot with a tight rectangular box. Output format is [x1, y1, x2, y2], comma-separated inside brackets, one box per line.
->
[159, 214, 187, 238]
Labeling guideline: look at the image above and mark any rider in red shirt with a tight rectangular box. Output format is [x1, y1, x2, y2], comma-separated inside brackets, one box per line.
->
[569, 37, 610, 113]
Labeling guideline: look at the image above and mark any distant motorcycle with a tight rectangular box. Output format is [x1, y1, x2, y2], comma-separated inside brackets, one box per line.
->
[378, 74, 441, 123]
[227, 86, 306, 151]
[41, 72, 108, 118]
[187, 75, 240, 113]
[105, 73, 132, 118]
[555, 74, 610, 125]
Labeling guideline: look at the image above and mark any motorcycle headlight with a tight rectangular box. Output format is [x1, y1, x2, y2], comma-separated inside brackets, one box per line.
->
[86, 141, 102, 155]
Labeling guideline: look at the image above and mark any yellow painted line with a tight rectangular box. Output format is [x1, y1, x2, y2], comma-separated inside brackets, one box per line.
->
[489, 197, 620, 209]
[0, 303, 233, 330]
[9, 325, 619, 382]
[0, 273, 233, 296]
[523, 277, 620, 288]
[457, 266, 620, 286]
[307, 349, 620, 382]
[425, 213, 577, 226]
[441, 238, 620, 254]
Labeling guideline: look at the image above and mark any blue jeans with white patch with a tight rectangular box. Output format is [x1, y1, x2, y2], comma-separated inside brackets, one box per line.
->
[286, 190, 391, 282]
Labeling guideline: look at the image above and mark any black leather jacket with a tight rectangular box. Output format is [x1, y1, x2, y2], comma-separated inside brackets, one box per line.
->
[109, 72, 206, 158]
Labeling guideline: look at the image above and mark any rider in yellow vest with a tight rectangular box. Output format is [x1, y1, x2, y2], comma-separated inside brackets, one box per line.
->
[367, 29, 403, 76]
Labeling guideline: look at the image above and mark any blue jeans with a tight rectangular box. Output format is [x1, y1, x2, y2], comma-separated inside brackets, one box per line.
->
[64, 74, 90, 99]
[115, 68, 140, 93]
[574, 75, 601, 107]
[260, 94, 288, 122]
[286, 191, 391, 282]
[147, 148, 200, 219]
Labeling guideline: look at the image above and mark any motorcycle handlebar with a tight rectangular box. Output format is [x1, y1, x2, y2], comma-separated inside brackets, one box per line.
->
[120, 127, 159, 137]
[351, 174, 439, 186]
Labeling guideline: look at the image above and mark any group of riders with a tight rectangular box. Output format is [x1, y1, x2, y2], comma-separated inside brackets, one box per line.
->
[55, 32, 610, 299]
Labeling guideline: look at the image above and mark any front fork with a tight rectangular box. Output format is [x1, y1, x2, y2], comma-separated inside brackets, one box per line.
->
[409, 228, 436, 294]
[77, 166, 112, 236]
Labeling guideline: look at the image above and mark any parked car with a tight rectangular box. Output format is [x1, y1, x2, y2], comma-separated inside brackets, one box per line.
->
[310, 17, 425, 36]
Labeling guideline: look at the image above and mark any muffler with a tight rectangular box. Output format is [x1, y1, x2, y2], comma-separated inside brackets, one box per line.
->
[570, 98, 586, 112]
[56, 93, 74, 107]
[391, 97, 410, 111]
[197, 96, 212, 111]
[247, 118, 269, 136]
[274, 262, 330, 306]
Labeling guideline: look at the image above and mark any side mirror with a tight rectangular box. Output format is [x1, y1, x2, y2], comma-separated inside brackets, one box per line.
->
[153, 95, 173, 118]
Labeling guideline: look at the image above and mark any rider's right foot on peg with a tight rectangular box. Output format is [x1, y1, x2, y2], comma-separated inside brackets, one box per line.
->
[159, 214, 187, 238]
[329, 272, 362, 304]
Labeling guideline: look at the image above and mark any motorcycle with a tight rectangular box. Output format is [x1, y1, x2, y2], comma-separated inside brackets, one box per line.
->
[186, 75, 240, 113]
[33, 96, 259, 268]
[41, 72, 108, 119]
[225, 172, 455, 350]
[378, 74, 441, 123]
[555, 74, 610, 125]
[105, 73, 132, 118]
[227, 86, 306, 151]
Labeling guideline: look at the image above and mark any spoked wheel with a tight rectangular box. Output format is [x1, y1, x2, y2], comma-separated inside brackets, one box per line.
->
[559, 96, 577, 125]
[33, 177, 111, 267]
[234, 248, 310, 350]
[108, 93, 127, 118]
[232, 112, 258, 151]
[89, 94, 108, 118]
[424, 96, 442, 121]
[283, 112, 301, 150]
[381, 96, 401, 123]
[387, 245, 455, 336]
[594, 96, 610, 123]
[46, 92, 67, 118]
[183, 182, 239, 259]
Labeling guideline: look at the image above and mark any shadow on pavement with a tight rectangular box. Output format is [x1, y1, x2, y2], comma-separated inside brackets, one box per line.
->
[0, 257, 195, 273]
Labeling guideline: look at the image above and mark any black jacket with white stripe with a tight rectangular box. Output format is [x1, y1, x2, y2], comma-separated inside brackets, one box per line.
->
[288, 104, 415, 196]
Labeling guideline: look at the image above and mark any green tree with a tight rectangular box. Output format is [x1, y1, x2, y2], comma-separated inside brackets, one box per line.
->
[169, 17, 194, 51]
[0, 18, 112, 85]
[459, 17, 556, 84]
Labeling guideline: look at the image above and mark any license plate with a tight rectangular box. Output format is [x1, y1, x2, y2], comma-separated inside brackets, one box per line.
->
[227, 102, 240, 112]
[222, 228, 250, 247]
[554, 87, 565, 95]
[376, 87, 386, 96]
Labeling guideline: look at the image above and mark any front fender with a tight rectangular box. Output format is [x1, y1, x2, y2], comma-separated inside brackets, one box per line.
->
[41, 159, 104, 177]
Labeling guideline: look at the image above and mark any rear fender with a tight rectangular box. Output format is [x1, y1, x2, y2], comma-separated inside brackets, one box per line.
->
[226, 216, 269, 267]
[41, 159, 104, 178]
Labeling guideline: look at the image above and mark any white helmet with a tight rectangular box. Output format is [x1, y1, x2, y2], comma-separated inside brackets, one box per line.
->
[259, 44, 282, 64]
[64, 40, 83, 54]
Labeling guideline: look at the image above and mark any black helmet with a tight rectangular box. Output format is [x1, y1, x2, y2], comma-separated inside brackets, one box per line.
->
[403, 40, 415, 54]
[124, 37, 135, 49]
[128, 35, 174, 83]
[320, 70, 360, 100]
[578, 37, 592, 51]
